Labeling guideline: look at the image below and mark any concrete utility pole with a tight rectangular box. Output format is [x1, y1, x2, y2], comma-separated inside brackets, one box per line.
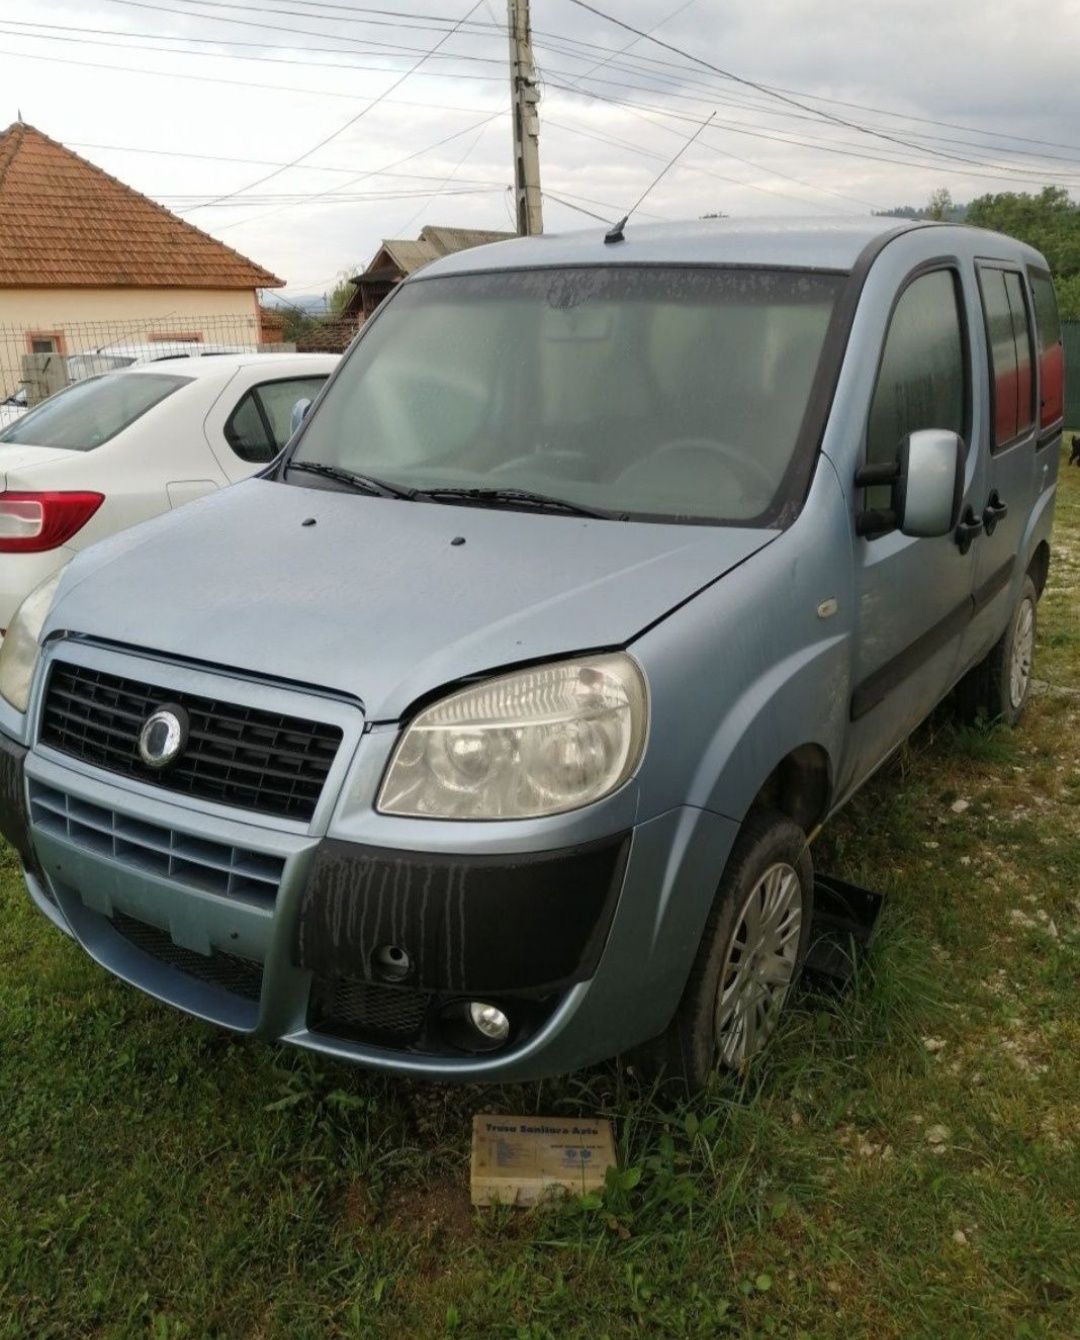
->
[507, 0, 544, 235]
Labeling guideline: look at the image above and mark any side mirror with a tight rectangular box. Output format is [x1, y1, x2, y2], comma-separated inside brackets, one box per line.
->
[855, 429, 964, 539]
[290, 397, 313, 437]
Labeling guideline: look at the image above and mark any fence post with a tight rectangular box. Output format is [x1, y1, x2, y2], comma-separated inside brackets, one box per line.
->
[20, 352, 69, 405]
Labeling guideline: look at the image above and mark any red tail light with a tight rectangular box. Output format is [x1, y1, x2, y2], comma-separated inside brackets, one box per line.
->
[0, 491, 105, 552]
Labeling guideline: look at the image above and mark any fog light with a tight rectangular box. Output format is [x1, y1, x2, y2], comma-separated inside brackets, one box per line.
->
[468, 1001, 510, 1044]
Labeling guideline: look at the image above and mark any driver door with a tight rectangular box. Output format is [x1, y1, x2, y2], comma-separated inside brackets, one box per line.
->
[840, 264, 983, 794]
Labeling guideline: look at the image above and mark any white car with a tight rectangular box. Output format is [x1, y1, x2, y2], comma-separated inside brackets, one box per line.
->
[0, 352, 337, 636]
[0, 341, 255, 429]
[62, 340, 254, 384]
[0, 388, 28, 430]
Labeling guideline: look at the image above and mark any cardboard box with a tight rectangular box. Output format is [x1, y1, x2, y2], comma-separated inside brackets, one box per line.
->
[470, 1113, 617, 1207]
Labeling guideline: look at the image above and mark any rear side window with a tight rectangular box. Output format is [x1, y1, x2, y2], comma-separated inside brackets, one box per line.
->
[978, 267, 1036, 448]
[865, 269, 967, 508]
[0, 372, 189, 450]
[1030, 271, 1064, 431]
[224, 376, 327, 463]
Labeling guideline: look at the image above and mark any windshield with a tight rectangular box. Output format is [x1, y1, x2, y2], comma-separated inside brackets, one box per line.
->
[64, 353, 136, 382]
[0, 372, 190, 450]
[289, 266, 844, 524]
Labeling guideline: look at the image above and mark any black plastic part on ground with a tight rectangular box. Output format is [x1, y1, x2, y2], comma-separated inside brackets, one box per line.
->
[801, 874, 885, 989]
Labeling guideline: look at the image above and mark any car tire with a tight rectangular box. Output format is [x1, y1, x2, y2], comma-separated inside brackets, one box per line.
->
[631, 808, 814, 1091]
[954, 574, 1038, 728]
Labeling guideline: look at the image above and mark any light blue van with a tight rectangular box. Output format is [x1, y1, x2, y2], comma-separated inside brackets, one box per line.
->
[0, 219, 1063, 1088]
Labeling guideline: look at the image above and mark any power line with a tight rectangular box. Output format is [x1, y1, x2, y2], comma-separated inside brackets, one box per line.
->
[542, 191, 609, 223]
[0, 42, 502, 102]
[538, 48, 1080, 175]
[392, 112, 498, 234]
[65, 139, 500, 184]
[98, 0, 1080, 159]
[556, 0, 698, 89]
[9, 14, 1076, 180]
[0, 26, 507, 86]
[99, 0, 505, 68]
[0, 16, 511, 66]
[545, 117, 846, 213]
[182, 0, 489, 213]
[545, 80, 1080, 190]
[209, 108, 508, 231]
[159, 186, 504, 203]
[565, 0, 1066, 177]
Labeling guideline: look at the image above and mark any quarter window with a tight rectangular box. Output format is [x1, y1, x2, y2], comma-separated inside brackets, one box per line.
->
[978, 267, 1036, 448]
[865, 269, 967, 509]
[224, 376, 327, 463]
[1030, 271, 1064, 431]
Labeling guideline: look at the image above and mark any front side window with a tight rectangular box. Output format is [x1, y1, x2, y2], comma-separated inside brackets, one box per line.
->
[865, 269, 967, 509]
[1030, 270, 1063, 431]
[289, 267, 846, 525]
[978, 267, 1036, 448]
[225, 376, 328, 463]
[0, 373, 189, 450]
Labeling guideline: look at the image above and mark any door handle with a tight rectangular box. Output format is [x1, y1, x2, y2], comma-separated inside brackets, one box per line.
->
[982, 490, 1008, 536]
[955, 506, 983, 554]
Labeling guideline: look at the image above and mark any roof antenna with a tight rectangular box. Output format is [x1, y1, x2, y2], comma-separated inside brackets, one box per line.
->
[605, 111, 716, 244]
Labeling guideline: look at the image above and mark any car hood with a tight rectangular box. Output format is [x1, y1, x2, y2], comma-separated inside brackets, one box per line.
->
[48, 478, 775, 720]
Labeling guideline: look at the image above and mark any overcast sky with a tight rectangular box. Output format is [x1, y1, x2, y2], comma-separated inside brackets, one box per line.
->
[1, 0, 1077, 298]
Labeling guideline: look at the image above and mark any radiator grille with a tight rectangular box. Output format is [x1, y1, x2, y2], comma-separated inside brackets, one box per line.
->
[310, 976, 430, 1044]
[40, 662, 342, 823]
[29, 781, 284, 905]
[112, 912, 263, 1001]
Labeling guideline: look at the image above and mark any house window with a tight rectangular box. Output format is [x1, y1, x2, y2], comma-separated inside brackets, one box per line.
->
[25, 330, 66, 355]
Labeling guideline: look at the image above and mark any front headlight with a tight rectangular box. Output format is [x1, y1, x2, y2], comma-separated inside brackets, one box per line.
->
[377, 653, 648, 820]
[0, 568, 64, 712]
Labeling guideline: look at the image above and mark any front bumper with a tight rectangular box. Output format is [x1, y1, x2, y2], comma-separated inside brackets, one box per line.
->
[3, 644, 740, 1080]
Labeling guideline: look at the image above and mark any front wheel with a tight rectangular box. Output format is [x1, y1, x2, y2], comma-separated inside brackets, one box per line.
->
[632, 809, 813, 1090]
[955, 574, 1038, 727]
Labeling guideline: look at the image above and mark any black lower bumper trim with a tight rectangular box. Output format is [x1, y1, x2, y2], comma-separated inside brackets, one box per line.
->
[295, 831, 631, 994]
[0, 732, 37, 872]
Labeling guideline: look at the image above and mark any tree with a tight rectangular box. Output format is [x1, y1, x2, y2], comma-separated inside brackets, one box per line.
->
[926, 187, 954, 221]
[279, 306, 318, 344]
[326, 271, 360, 317]
[966, 186, 1080, 280]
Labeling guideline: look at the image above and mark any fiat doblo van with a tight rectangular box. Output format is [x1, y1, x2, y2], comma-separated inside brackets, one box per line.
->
[0, 219, 1063, 1088]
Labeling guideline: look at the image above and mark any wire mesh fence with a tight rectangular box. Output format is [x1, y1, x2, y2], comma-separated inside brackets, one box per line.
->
[0, 312, 295, 409]
[1064, 321, 1080, 427]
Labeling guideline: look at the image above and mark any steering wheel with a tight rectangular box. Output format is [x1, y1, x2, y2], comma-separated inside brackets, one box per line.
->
[488, 449, 596, 482]
[625, 437, 775, 496]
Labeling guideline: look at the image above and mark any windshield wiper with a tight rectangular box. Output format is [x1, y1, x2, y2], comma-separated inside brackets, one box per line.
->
[285, 459, 415, 501]
[411, 486, 614, 519]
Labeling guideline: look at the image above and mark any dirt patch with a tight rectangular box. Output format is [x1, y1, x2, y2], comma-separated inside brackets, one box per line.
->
[382, 1177, 475, 1244]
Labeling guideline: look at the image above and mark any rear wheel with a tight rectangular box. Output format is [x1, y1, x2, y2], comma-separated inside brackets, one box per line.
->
[633, 809, 813, 1090]
[955, 574, 1038, 727]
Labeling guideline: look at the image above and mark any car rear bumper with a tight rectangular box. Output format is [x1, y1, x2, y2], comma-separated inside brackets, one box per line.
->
[4, 727, 738, 1079]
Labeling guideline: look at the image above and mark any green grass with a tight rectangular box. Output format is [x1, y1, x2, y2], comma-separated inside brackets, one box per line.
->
[2, 450, 1079, 1339]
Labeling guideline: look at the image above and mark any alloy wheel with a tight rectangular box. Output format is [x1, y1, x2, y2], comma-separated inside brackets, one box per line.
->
[714, 861, 803, 1069]
[1010, 597, 1035, 709]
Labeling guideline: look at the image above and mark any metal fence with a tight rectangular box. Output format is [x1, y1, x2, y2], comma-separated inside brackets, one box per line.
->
[1064, 321, 1080, 429]
[0, 313, 291, 407]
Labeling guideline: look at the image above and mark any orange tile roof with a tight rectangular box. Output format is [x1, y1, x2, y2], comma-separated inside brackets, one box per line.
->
[0, 122, 283, 290]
